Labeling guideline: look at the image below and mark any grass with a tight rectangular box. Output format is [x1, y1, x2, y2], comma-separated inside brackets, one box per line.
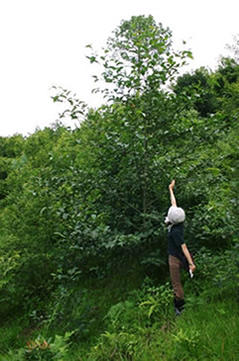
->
[69, 296, 238, 361]
[173, 299, 239, 361]
[0, 318, 29, 355]
[0, 260, 238, 361]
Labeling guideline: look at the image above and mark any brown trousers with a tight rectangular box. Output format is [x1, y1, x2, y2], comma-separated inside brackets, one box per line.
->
[169, 255, 184, 300]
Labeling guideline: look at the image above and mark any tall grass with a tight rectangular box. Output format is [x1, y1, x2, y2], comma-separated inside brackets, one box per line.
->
[74, 295, 238, 361]
[0, 249, 238, 360]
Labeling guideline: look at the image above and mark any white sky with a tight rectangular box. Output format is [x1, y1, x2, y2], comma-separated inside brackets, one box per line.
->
[0, 0, 238, 137]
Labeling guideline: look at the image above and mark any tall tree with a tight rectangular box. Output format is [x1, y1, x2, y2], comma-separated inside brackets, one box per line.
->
[85, 15, 193, 221]
[89, 15, 192, 100]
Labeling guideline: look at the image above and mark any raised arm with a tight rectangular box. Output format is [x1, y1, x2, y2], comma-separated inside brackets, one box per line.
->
[169, 180, 177, 207]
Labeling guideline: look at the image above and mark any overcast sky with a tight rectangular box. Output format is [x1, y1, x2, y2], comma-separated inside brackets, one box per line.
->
[0, 0, 238, 137]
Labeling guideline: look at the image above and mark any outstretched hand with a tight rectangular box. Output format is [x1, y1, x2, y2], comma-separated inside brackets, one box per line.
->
[169, 179, 175, 190]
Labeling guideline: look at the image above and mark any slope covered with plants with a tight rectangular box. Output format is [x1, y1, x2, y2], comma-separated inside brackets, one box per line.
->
[0, 15, 238, 360]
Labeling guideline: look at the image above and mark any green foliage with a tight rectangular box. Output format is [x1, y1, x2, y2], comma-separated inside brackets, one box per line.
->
[76, 277, 239, 361]
[0, 14, 238, 361]
[139, 281, 172, 320]
[172, 327, 201, 359]
[0, 246, 239, 360]
[3, 332, 73, 361]
[0, 134, 24, 158]
[88, 15, 192, 101]
[183, 247, 238, 303]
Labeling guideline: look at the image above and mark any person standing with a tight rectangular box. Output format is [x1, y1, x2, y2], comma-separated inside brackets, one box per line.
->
[165, 180, 196, 315]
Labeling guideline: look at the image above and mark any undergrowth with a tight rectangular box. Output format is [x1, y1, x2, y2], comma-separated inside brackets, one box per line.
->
[0, 247, 238, 360]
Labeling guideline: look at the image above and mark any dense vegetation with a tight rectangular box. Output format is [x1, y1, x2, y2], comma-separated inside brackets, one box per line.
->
[0, 16, 238, 360]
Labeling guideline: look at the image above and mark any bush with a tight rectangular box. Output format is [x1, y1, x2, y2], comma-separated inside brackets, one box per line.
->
[4, 332, 73, 361]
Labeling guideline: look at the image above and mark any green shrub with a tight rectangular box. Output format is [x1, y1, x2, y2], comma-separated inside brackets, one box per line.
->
[3, 332, 73, 361]
[185, 247, 238, 300]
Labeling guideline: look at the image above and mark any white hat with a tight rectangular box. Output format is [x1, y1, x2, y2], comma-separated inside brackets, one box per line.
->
[166, 206, 185, 224]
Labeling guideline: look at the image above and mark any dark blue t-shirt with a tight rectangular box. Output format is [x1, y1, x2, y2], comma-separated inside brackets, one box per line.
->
[168, 223, 185, 256]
